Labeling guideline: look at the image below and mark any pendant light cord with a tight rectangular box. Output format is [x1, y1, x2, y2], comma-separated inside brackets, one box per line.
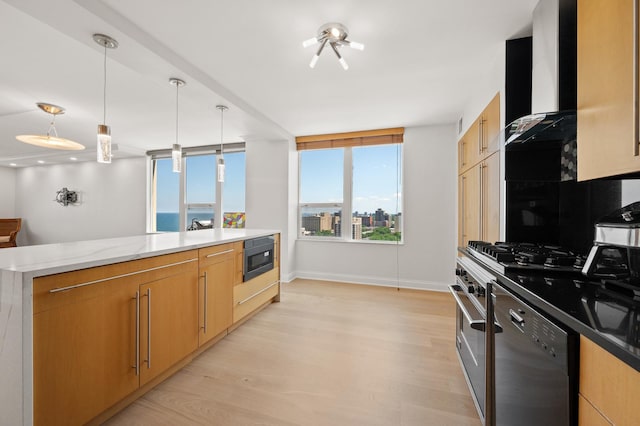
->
[220, 107, 224, 158]
[103, 43, 107, 125]
[175, 82, 179, 145]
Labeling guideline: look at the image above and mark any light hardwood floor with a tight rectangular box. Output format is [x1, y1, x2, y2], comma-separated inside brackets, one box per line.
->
[104, 279, 481, 426]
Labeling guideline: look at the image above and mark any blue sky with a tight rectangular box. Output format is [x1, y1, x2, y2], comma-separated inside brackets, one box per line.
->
[156, 152, 245, 212]
[300, 144, 402, 214]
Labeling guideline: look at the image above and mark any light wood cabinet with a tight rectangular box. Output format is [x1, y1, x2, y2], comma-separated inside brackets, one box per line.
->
[458, 152, 501, 247]
[459, 165, 480, 247]
[32, 250, 198, 426]
[139, 268, 199, 386]
[579, 336, 640, 426]
[198, 242, 241, 346]
[233, 268, 280, 323]
[577, 0, 640, 180]
[458, 93, 501, 175]
[458, 94, 501, 246]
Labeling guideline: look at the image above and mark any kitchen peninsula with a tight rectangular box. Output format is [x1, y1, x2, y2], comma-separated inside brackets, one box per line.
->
[0, 229, 280, 426]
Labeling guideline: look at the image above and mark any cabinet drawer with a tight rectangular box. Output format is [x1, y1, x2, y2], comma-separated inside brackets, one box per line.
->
[579, 336, 640, 426]
[33, 250, 198, 314]
[199, 242, 241, 267]
[233, 268, 279, 323]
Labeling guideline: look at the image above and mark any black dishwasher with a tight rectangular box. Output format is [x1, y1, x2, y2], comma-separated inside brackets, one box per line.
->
[493, 281, 577, 426]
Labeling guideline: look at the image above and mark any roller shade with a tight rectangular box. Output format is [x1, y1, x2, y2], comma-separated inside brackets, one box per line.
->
[296, 127, 404, 151]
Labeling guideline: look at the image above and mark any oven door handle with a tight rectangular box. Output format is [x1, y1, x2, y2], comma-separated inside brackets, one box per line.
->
[448, 284, 486, 332]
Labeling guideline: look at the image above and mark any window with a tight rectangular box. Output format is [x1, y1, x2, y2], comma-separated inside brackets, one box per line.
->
[149, 144, 246, 232]
[297, 128, 403, 242]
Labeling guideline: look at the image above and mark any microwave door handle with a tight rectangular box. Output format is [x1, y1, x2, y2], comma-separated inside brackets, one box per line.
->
[448, 284, 486, 332]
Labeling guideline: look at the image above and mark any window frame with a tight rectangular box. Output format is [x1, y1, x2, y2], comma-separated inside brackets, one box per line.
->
[147, 143, 245, 232]
[297, 144, 403, 244]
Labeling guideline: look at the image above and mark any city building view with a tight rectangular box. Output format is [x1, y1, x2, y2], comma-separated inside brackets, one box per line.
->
[301, 208, 402, 241]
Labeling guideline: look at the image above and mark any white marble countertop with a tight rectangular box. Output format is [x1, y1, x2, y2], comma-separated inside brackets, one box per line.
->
[0, 228, 279, 278]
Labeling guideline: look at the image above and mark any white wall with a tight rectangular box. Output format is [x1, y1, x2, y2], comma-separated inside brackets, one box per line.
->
[0, 166, 16, 217]
[245, 137, 297, 282]
[295, 125, 458, 291]
[14, 158, 147, 246]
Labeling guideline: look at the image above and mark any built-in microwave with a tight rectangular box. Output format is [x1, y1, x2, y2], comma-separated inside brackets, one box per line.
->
[243, 236, 275, 282]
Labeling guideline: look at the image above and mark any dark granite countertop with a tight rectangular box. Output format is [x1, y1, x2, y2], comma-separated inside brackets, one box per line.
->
[460, 248, 640, 371]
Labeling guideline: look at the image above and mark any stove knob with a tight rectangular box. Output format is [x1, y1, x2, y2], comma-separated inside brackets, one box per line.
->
[476, 286, 486, 297]
[455, 267, 467, 277]
[467, 285, 475, 294]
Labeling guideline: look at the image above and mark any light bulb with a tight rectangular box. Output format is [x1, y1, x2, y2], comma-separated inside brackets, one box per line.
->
[339, 57, 349, 70]
[302, 37, 318, 48]
[330, 27, 340, 38]
[172, 144, 182, 173]
[97, 124, 111, 163]
[349, 41, 365, 51]
[217, 158, 225, 182]
[310, 54, 320, 68]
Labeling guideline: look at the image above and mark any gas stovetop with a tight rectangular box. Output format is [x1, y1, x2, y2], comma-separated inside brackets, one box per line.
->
[467, 241, 587, 274]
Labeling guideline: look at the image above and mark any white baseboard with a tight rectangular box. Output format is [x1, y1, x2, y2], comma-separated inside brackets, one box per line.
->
[289, 270, 450, 292]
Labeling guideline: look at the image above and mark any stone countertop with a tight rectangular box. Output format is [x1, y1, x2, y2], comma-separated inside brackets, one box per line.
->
[0, 229, 279, 278]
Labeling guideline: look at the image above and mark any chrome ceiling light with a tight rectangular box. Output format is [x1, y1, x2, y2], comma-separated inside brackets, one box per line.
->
[169, 78, 186, 173]
[16, 103, 85, 150]
[302, 23, 364, 70]
[93, 33, 118, 164]
[216, 105, 228, 183]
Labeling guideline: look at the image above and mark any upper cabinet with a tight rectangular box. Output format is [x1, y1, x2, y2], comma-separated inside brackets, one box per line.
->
[458, 93, 501, 175]
[577, 0, 640, 180]
[458, 93, 501, 247]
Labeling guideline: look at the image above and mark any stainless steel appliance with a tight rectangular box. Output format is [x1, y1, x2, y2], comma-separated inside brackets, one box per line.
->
[243, 235, 275, 282]
[493, 281, 576, 426]
[459, 241, 580, 426]
[450, 256, 496, 424]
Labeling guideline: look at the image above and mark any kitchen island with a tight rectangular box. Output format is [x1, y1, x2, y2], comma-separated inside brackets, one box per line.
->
[0, 229, 280, 426]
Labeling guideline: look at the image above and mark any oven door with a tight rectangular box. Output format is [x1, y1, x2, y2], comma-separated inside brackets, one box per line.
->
[449, 282, 486, 420]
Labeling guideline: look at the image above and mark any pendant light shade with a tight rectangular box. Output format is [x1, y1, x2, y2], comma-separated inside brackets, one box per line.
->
[216, 105, 228, 183]
[169, 78, 186, 173]
[93, 33, 118, 164]
[16, 103, 85, 150]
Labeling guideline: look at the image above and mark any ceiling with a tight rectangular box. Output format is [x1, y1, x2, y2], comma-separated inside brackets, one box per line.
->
[0, 0, 538, 168]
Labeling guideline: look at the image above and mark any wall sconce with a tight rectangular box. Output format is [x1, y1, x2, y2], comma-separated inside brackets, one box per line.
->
[55, 187, 78, 206]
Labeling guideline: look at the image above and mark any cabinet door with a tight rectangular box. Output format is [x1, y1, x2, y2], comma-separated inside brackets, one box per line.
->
[482, 93, 501, 156]
[33, 276, 139, 426]
[139, 266, 199, 386]
[579, 336, 640, 426]
[577, 0, 640, 180]
[578, 394, 612, 426]
[459, 166, 480, 247]
[482, 152, 501, 242]
[458, 121, 480, 174]
[199, 247, 235, 345]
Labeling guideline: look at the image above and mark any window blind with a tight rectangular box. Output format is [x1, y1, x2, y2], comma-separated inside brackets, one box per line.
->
[295, 127, 404, 151]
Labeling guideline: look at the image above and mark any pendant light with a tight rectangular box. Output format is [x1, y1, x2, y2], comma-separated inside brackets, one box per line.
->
[169, 78, 186, 173]
[16, 103, 85, 150]
[93, 33, 118, 164]
[216, 105, 228, 183]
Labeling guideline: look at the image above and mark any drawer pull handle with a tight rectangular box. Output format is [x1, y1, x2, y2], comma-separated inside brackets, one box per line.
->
[48, 258, 198, 293]
[237, 281, 279, 305]
[206, 249, 234, 258]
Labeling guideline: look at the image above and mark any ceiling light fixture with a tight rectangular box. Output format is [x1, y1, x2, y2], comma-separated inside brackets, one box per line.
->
[15, 103, 85, 150]
[169, 78, 186, 173]
[216, 105, 228, 183]
[93, 33, 118, 164]
[303, 23, 364, 70]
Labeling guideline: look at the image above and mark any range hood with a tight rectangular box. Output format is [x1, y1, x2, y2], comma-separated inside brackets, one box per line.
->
[504, 110, 576, 182]
[504, 110, 575, 145]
